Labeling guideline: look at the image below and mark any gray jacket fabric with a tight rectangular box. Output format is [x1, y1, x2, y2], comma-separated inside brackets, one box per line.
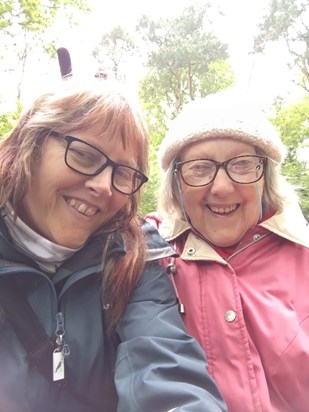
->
[0, 217, 226, 412]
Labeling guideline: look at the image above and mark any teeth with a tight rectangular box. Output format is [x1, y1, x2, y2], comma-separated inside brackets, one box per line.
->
[66, 198, 97, 216]
[210, 205, 237, 214]
[69, 198, 77, 207]
[77, 204, 87, 214]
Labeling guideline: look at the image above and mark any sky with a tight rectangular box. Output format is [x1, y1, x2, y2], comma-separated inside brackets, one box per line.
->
[1, 0, 304, 112]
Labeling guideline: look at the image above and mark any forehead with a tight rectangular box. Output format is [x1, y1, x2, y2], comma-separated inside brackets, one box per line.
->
[179, 137, 257, 160]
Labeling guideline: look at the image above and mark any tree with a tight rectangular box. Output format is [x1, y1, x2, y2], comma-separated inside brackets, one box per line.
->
[137, 3, 233, 118]
[253, 0, 309, 91]
[271, 95, 309, 219]
[0, 0, 90, 39]
[93, 26, 138, 82]
[138, 92, 166, 216]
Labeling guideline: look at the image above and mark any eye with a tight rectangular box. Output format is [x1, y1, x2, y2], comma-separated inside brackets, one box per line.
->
[114, 166, 134, 181]
[68, 146, 101, 165]
[229, 158, 256, 173]
[183, 160, 214, 176]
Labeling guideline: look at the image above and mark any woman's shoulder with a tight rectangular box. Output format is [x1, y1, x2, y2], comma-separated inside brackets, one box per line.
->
[144, 212, 162, 229]
[141, 217, 177, 261]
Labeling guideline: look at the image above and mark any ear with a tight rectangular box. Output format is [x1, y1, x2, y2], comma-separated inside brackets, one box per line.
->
[56, 48, 73, 78]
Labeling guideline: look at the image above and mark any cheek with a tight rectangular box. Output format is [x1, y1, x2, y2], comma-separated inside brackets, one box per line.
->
[31, 151, 68, 186]
[111, 192, 130, 213]
[241, 185, 263, 219]
[246, 180, 264, 204]
[181, 186, 205, 212]
[117, 195, 129, 210]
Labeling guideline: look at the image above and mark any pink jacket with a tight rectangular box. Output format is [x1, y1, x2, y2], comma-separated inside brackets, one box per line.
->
[146, 201, 309, 412]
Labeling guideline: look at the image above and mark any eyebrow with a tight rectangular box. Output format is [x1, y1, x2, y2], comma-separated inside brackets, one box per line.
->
[182, 151, 257, 161]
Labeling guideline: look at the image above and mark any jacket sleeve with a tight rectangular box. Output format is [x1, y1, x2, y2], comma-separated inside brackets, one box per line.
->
[114, 258, 227, 412]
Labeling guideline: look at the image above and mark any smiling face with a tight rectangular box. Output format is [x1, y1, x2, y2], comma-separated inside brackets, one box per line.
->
[19, 130, 134, 248]
[177, 138, 264, 247]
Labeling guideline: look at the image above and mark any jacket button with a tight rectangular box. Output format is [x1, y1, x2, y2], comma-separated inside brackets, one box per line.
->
[225, 310, 236, 322]
[187, 247, 196, 255]
[253, 234, 261, 241]
[166, 263, 177, 274]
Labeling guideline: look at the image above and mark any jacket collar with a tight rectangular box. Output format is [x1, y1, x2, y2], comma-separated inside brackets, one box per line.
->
[158, 215, 190, 242]
[260, 200, 309, 248]
[156, 216, 225, 262]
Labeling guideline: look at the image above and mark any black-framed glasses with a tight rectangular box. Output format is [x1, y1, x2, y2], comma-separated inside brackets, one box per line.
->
[51, 132, 148, 195]
[175, 155, 267, 187]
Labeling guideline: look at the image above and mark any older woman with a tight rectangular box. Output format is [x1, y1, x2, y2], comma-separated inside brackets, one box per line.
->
[147, 91, 309, 412]
[0, 78, 226, 412]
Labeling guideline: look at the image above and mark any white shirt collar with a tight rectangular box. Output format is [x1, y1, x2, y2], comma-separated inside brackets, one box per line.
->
[2, 203, 81, 273]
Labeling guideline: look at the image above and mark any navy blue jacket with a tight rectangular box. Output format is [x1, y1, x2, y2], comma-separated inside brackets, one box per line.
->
[0, 217, 226, 412]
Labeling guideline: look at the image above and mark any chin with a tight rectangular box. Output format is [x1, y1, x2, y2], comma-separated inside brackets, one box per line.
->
[210, 236, 242, 248]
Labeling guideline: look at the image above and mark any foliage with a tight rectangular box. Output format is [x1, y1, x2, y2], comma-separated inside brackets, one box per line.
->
[271, 95, 309, 219]
[92, 25, 137, 81]
[253, 0, 309, 91]
[136, 3, 233, 118]
[0, 0, 90, 101]
[138, 94, 167, 216]
[0, 100, 22, 138]
[0, 1, 12, 31]
[0, 0, 89, 35]
[252, 0, 309, 218]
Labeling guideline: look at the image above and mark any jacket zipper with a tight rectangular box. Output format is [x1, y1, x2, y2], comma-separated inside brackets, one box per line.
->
[53, 312, 70, 381]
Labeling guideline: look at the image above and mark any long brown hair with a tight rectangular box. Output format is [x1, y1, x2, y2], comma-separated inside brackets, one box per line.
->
[0, 78, 149, 328]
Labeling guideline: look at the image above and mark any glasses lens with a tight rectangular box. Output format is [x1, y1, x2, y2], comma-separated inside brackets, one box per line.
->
[180, 159, 217, 186]
[66, 139, 105, 175]
[114, 166, 145, 194]
[227, 156, 265, 183]
[65, 137, 147, 195]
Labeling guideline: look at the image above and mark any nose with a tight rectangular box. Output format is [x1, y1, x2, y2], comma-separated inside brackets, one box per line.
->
[85, 166, 113, 196]
[210, 167, 235, 196]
